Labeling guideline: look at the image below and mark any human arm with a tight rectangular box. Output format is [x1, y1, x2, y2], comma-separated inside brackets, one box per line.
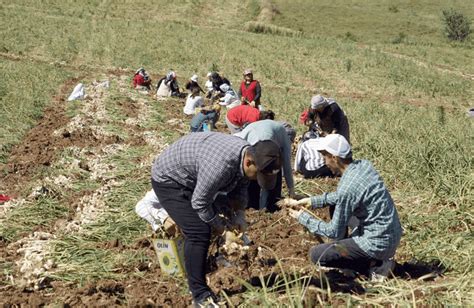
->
[310, 192, 338, 209]
[298, 180, 359, 238]
[278, 127, 295, 196]
[297, 197, 353, 239]
[294, 142, 304, 172]
[228, 184, 249, 232]
[253, 81, 261, 102]
[191, 160, 235, 224]
[330, 104, 345, 133]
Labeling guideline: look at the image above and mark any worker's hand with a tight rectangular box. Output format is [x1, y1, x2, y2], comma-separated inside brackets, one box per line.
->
[163, 217, 178, 237]
[289, 208, 303, 220]
[209, 215, 226, 236]
[241, 96, 246, 102]
[230, 210, 247, 233]
[250, 101, 256, 107]
[331, 129, 337, 134]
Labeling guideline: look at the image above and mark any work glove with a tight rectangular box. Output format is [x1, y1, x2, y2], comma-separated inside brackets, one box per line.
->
[230, 210, 248, 233]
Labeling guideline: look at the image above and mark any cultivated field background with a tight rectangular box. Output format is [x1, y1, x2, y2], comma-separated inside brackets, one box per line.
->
[0, 0, 473, 306]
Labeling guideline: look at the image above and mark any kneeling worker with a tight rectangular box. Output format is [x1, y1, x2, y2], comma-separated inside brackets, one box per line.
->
[151, 132, 282, 307]
[290, 134, 402, 281]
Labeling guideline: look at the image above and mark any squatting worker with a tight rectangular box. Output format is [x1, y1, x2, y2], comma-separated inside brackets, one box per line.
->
[235, 120, 295, 212]
[289, 134, 402, 281]
[151, 132, 282, 306]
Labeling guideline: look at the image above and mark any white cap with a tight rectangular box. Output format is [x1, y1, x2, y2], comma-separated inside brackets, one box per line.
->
[313, 134, 351, 158]
[191, 74, 198, 82]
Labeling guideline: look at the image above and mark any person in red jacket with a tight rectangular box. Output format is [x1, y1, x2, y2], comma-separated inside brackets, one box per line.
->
[225, 104, 274, 134]
[238, 69, 261, 109]
[132, 68, 151, 90]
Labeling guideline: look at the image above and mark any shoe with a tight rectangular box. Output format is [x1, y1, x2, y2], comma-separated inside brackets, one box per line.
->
[340, 268, 357, 278]
[369, 259, 395, 282]
[193, 292, 224, 308]
[318, 265, 357, 278]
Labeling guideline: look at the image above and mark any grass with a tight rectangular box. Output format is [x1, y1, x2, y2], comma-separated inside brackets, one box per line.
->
[0, 0, 473, 305]
[0, 60, 71, 164]
[0, 197, 69, 242]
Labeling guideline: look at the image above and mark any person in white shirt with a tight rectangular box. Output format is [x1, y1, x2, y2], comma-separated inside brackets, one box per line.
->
[218, 83, 240, 109]
[183, 87, 204, 115]
[295, 138, 333, 178]
[204, 72, 214, 95]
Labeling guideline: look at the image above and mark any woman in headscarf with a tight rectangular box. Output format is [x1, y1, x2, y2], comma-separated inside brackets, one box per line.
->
[302, 95, 350, 143]
[156, 71, 180, 97]
[132, 67, 151, 90]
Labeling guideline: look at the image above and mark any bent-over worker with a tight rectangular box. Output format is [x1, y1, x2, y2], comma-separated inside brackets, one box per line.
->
[151, 133, 282, 306]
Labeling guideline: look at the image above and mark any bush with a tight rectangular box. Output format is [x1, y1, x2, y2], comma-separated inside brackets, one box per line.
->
[442, 9, 471, 41]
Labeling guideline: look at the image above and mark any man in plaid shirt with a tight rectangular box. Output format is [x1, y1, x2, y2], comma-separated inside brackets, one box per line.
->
[290, 134, 402, 281]
[151, 132, 282, 306]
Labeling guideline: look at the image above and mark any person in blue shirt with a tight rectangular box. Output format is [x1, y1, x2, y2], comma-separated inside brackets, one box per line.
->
[235, 120, 296, 212]
[289, 134, 402, 281]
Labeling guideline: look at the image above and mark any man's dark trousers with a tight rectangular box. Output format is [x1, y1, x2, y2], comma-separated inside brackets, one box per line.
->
[152, 179, 212, 301]
[309, 238, 381, 275]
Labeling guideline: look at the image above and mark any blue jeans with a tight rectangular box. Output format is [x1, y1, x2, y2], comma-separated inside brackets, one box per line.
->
[190, 111, 218, 132]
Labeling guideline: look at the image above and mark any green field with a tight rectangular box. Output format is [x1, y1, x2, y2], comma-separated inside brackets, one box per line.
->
[0, 0, 473, 306]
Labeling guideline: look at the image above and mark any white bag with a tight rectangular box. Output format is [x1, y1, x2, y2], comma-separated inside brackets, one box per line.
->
[67, 83, 85, 101]
[135, 190, 169, 231]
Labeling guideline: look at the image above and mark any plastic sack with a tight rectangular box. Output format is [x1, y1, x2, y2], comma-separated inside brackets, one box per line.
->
[67, 83, 85, 101]
[135, 190, 169, 231]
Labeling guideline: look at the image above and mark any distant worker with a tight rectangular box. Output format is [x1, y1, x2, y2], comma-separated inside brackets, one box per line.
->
[289, 134, 402, 282]
[300, 95, 350, 143]
[190, 104, 221, 132]
[132, 67, 152, 90]
[238, 69, 262, 109]
[204, 72, 214, 95]
[185, 74, 204, 94]
[225, 104, 274, 134]
[183, 87, 204, 116]
[151, 132, 282, 306]
[235, 120, 295, 212]
[207, 72, 230, 99]
[218, 83, 240, 110]
[156, 70, 180, 97]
